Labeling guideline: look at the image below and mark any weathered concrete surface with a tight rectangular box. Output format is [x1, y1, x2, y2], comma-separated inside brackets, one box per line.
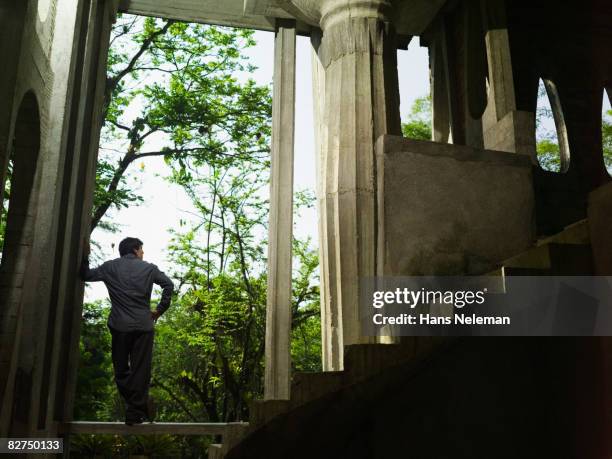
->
[315, 0, 403, 370]
[120, 0, 296, 32]
[309, 29, 334, 369]
[0, 0, 56, 437]
[483, 109, 537, 157]
[587, 182, 612, 275]
[377, 135, 535, 275]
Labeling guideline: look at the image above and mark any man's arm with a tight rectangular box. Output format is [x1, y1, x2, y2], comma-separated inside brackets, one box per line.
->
[152, 267, 174, 319]
[80, 239, 105, 282]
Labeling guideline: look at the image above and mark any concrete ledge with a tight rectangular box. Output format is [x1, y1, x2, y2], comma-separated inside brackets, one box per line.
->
[376, 135, 535, 275]
[379, 135, 533, 166]
[60, 421, 239, 436]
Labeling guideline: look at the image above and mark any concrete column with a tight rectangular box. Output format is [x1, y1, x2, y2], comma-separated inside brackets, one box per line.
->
[49, 0, 121, 428]
[480, 0, 516, 122]
[429, 30, 450, 143]
[0, 0, 118, 437]
[316, 0, 402, 370]
[480, 0, 535, 157]
[264, 19, 296, 400]
[310, 29, 334, 370]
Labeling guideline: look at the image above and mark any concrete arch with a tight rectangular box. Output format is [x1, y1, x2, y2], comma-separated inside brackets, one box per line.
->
[0, 90, 42, 434]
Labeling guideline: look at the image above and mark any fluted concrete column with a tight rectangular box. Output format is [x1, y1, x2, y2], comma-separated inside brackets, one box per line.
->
[265, 20, 296, 400]
[310, 29, 333, 370]
[312, 0, 402, 370]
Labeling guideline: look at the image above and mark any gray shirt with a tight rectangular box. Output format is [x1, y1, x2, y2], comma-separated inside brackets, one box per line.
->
[81, 253, 174, 332]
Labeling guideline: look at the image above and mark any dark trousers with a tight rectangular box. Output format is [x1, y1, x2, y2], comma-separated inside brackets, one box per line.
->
[109, 328, 154, 420]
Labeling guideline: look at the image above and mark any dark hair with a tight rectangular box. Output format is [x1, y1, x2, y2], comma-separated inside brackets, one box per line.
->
[118, 237, 143, 257]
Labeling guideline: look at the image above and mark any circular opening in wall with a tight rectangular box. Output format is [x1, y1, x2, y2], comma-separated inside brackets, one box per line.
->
[38, 0, 51, 22]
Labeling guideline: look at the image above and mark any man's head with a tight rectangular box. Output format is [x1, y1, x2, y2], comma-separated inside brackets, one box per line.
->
[119, 237, 144, 259]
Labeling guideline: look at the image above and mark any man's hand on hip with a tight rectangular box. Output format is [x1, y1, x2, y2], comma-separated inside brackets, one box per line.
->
[151, 310, 161, 322]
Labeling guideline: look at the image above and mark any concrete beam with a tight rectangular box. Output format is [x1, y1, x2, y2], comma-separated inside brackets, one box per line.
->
[121, 0, 447, 37]
[120, 0, 295, 32]
[393, 0, 446, 36]
[264, 19, 296, 400]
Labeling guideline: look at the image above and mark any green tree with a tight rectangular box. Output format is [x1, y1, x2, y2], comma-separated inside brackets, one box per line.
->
[73, 301, 117, 421]
[402, 95, 432, 141]
[77, 15, 321, 429]
[147, 154, 320, 423]
[92, 15, 271, 234]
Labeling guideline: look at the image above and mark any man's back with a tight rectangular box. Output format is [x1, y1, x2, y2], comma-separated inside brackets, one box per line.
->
[82, 253, 174, 332]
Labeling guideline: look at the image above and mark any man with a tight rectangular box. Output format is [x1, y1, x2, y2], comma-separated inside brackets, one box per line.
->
[81, 237, 174, 425]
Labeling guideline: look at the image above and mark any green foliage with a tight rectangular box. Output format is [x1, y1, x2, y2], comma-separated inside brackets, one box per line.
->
[146, 152, 320, 422]
[0, 159, 11, 254]
[70, 433, 204, 458]
[70, 434, 119, 458]
[536, 139, 561, 172]
[73, 301, 117, 421]
[93, 15, 271, 233]
[402, 96, 432, 141]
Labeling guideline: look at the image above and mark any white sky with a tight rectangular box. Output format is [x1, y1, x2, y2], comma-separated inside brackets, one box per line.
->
[85, 33, 430, 301]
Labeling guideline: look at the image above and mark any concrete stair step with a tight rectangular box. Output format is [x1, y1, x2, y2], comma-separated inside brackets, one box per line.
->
[290, 371, 344, 406]
[546, 243, 593, 275]
[497, 243, 592, 276]
[219, 341, 448, 457]
[208, 444, 223, 459]
[248, 399, 291, 430]
[214, 220, 594, 458]
[503, 243, 552, 270]
[343, 340, 443, 382]
[206, 423, 250, 459]
[501, 266, 552, 276]
[499, 217, 592, 275]
[537, 219, 589, 246]
[216, 222, 594, 457]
